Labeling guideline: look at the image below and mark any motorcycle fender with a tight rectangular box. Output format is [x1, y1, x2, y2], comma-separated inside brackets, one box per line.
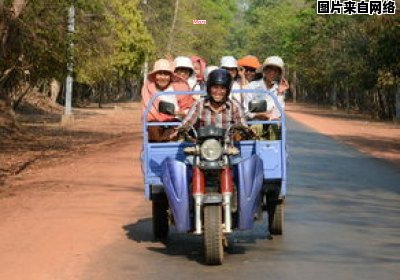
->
[161, 158, 191, 232]
[237, 154, 264, 230]
[203, 193, 222, 204]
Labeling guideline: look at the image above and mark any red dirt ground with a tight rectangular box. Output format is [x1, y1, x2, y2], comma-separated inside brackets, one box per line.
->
[286, 103, 400, 168]
[0, 101, 398, 279]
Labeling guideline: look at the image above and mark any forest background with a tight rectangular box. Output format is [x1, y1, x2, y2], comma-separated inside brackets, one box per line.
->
[0, 0, 399, 126]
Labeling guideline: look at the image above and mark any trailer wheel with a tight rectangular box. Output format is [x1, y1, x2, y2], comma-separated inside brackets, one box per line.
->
[152, 193, 169, 239]
[269, 203, 284, 235]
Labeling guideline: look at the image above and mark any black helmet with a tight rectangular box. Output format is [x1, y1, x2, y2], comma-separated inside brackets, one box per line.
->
[206, 69, 232, 99]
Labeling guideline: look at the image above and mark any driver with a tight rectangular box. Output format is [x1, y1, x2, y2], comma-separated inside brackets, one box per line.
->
[169, 69, 247, 139]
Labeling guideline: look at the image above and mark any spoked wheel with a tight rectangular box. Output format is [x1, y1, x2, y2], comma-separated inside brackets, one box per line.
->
[268, 202, 284, 235]
[152, 193, 169, 239]
[204, 205, 223, 265]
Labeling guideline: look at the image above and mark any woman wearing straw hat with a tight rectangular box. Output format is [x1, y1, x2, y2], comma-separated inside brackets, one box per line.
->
[220, 56, 248, 107]
[174, 56, 196, 89]
[141, 58, 194, 142]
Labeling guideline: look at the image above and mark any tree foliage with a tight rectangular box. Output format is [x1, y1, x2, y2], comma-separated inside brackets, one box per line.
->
[0, 0, 398, 120]
[75, 0, 153, 85]
[140, 0, 237, 64]
[229, 0, 400, 119]
[0, 0, 153, 107]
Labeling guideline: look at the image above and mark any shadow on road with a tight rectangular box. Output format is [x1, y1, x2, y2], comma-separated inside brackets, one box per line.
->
[123, 217, 273, 265]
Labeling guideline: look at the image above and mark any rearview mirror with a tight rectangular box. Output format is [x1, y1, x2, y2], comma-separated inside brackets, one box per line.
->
[158, 100, 176, 116]
[248, 100, 267, 113]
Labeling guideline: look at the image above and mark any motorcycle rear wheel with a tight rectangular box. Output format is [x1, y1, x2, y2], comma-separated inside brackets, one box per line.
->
[204, 205, 223, 265]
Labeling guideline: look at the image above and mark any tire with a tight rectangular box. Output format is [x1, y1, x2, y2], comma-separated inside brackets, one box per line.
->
[204, 205, 223, 265]
[152, 194, 169, 239]
[268, 203, 284, 235]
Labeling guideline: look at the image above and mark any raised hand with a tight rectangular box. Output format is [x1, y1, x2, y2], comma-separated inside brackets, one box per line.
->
[277, 77, 289, 94]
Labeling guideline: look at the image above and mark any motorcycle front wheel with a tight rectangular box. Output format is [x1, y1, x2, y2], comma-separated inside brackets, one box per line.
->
[204, 205, 223, 265]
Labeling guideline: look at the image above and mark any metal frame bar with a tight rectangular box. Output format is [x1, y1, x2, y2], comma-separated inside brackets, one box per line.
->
[141, 89, 287, 197]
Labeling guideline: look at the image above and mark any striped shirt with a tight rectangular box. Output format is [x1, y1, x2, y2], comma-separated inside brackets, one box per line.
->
[181, 97, 247, 129]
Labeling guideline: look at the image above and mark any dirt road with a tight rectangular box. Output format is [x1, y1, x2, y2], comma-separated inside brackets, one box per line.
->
[0, 103, 399, 279]
[286, 103, 400, 167]
[0, 104, 144, 279]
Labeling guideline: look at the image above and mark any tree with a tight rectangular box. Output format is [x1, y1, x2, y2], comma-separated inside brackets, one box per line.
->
[0, 0, 154, 112]
[228, 0, 399, 119]
[76, 0, 154, 85]
[140, 0, 237, 64]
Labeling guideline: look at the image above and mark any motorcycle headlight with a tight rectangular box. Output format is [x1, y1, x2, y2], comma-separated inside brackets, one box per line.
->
[200, 139, 223, 161]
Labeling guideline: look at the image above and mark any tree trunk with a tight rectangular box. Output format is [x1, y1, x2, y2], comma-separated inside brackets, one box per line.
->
[12, 84, 31, 110]
[0, 0, 27, 111]
[331, 82, 337, 110]
[98, 84, 104, 108]
[1, 0, 26, 47]
[344, 85, 350, 113]
[116, 72, 121, 100]
[167, 0, 179, 55]
[125, 78, 138, 101]
[10, 0, 26, 17]
[395, 81, 400, 122]
[373, 89, 378, 117]
[291, 70, 297, 103]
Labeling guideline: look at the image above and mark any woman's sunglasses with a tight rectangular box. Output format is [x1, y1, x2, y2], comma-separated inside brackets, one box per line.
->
[243, 67, 256, 73]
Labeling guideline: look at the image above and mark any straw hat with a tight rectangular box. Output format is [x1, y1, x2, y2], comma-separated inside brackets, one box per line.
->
[148, 59, 174, 80]
[262, 56, 284, 74]
[174, 56, 194, 71]
[220, 56, 238, 69]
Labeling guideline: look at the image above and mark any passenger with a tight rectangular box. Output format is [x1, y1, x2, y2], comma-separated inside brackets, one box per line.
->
[237, 55, 261, 83]
[203, 65, 219, 82]
[174, 56, 197, 90]
[220, 56, 247, 106]
[169, 69, 247, 139]
[190, 55, 207, 92]
[187, 65, 219, 101]
[141, 58, 194, 142]
[254, 67, 263, 82]
[244, 56, 289, 139]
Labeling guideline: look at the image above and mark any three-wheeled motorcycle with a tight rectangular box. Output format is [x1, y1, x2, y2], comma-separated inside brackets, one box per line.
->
[141, 89, 287, 265]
